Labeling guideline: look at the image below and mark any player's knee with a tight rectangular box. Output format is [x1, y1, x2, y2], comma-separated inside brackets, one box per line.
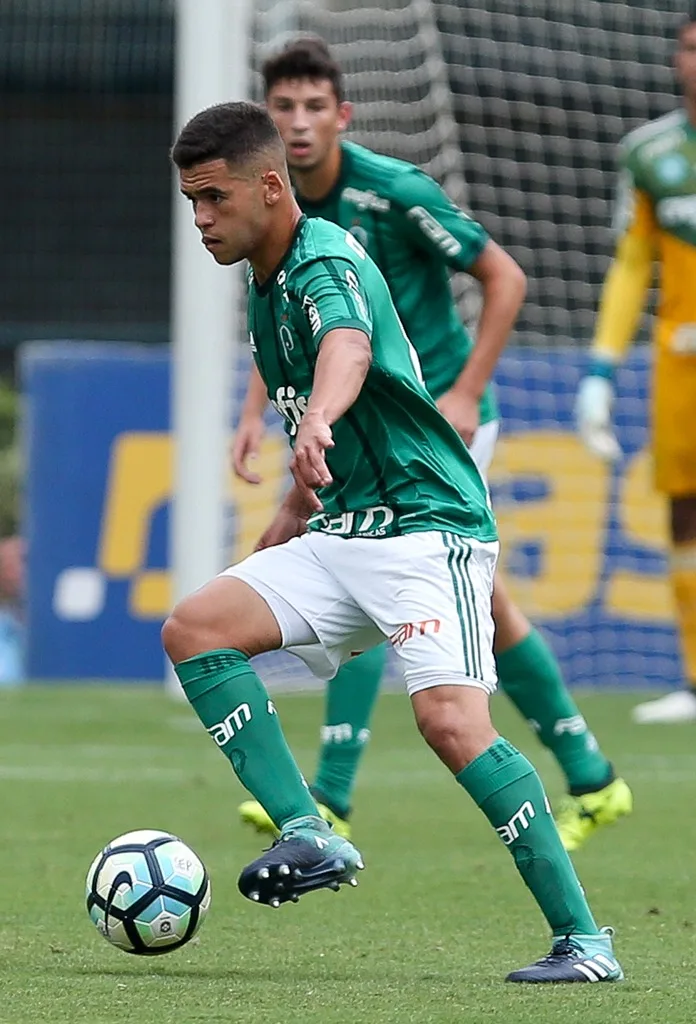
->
[161, 606, 193, 664]
[414, 694, 468, 753]
[417, 708, 462, 756]
[161, 595, 221, 665]
[412, 686, 497, 771]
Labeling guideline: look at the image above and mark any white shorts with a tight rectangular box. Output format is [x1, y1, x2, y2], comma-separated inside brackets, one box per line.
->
[223, 530, 499, 697]
[469, 419, 499, 482]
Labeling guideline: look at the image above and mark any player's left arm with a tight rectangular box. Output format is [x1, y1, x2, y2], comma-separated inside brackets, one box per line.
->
[441, 241, 525, 441]
[289, 257, 373, 508]
[393, 170, 525, 441]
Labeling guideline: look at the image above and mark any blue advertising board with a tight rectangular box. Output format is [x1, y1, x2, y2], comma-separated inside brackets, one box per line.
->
[22, 342, 679, 687]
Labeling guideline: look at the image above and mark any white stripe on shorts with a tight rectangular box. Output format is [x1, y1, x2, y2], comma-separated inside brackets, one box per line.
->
[442, 532, 484, 682]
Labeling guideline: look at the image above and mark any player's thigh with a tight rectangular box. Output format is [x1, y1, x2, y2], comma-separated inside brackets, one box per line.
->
[310, 531, 499, 696]
[163, 576, 283, 663]
[468, 419, 500, 482]
[653, 351, 696, 496]
[224, 535, 378, 680]
[491, 573, 532, 653]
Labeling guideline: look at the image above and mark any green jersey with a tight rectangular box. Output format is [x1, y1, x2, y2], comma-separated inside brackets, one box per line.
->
[617, 108, 696, 248]
[613, 110, 696, 344]
[247, 215, 497, 542]
[297, 140, 498, 422]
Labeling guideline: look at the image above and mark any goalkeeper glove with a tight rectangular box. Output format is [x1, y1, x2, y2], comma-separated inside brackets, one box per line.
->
[575, 366, 622, 462]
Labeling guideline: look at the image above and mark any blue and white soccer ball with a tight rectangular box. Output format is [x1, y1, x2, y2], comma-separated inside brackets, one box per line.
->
[85, 829, 211, 955]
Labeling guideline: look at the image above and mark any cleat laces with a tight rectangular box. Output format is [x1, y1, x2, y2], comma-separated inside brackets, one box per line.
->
[536, 936, 584, 966]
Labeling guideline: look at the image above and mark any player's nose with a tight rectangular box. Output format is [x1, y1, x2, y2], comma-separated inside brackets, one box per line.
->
[291, 110, 311, 131]
[194, 206, 215, 230]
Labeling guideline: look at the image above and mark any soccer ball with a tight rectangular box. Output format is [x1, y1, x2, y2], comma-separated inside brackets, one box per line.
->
[85, 829, 211, 955]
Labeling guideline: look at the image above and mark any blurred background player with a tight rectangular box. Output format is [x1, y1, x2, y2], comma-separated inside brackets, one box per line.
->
[233, 37, 632, 849]
[576, 10, 696, 724]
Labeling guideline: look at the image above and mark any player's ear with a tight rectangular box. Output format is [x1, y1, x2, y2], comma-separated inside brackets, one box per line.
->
[337, 101, 353, 133]
[262, 169, 285, 207]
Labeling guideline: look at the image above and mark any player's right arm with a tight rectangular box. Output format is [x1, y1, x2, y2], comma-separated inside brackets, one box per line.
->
[575, 160, 656, 461]
[232, 363, 269, 484]
[292, 328, 372, 509]
[289, 251, 374, 509]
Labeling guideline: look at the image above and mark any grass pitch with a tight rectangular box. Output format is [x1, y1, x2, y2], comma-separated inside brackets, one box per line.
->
[1, 685, 694, 1023]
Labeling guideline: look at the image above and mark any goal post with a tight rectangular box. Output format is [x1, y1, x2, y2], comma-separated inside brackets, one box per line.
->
[167, 0, 251, 695]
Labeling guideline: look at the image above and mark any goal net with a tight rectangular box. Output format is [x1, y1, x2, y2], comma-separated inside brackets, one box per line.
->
[239, 0, 482, 690]
[234, 0, 685, 691]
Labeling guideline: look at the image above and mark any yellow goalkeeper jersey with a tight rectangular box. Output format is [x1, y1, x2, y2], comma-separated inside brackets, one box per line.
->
[613, 108, 696, 355]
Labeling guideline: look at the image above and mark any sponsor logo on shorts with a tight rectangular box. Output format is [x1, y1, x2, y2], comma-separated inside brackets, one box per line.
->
[389, 619, 442, 647]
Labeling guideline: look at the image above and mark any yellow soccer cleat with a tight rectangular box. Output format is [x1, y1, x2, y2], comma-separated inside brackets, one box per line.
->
[238, 800, 352, 840]
[555, 778, 633, 853]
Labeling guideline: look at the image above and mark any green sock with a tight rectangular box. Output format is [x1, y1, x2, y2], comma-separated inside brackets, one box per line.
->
[176, 649, 318, 831]
[458, 738, 598, 936]
[497, 629, 613, 794]
[312, 645, 386, 818]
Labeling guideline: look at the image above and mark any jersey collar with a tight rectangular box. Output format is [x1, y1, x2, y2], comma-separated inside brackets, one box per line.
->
[296, 142, 353, 212]
[252, 215, 307, 297]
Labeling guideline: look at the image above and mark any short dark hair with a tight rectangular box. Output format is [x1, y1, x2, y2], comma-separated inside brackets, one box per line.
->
[171, 101, 283, 170]
[262, 36, 344, 103]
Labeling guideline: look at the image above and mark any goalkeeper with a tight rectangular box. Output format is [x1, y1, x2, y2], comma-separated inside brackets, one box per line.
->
[576, 11, 696, 724]
[234, 36, 632, 847]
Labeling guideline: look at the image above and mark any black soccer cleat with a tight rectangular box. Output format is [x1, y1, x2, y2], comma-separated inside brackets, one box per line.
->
[237, 815, 364, 908]
[506, 929, 624, 983]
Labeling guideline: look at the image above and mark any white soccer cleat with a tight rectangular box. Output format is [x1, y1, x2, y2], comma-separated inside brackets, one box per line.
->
[632, 690, 696, 724]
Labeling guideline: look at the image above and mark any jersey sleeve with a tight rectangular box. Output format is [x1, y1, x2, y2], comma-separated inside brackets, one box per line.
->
[612, 145, 658, 242]
[289, 256, 373, 349]
[591, 143, 656, 363]
[388, 168, 489, 271]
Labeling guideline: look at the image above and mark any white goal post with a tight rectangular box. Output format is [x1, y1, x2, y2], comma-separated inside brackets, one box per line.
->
[167, 0, 251, 695]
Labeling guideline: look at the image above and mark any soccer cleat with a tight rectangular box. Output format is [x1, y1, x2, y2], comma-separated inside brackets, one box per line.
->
[506, 927, 624, 983]
[631, 689, 696, 724]
[238, 799, 352, 840]
[237, 815, 364, 907]
[555, 777, 633, 853]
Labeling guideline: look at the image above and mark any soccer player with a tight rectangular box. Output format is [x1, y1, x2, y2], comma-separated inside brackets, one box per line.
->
[167, 99, 623, 983]
[576, 11, 696, 724]
[233, 37, 631, 849]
